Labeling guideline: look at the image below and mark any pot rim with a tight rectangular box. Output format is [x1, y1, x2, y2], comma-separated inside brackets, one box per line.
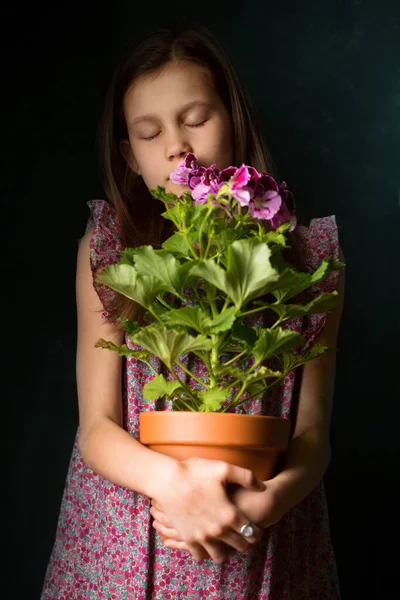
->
[140, 411, 289, 422]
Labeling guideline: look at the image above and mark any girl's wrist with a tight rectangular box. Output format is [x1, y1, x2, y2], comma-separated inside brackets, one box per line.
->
[144, 453, 182, 501]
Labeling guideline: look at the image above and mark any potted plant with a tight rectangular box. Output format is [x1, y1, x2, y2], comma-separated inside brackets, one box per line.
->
[95, 153, 344, 483]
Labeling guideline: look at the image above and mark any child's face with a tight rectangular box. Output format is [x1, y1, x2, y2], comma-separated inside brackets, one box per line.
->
[120, 60, 234, 195]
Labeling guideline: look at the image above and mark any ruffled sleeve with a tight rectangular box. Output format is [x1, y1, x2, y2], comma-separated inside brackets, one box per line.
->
[84, 199, 123, 321]
[295, 215, 341, 352]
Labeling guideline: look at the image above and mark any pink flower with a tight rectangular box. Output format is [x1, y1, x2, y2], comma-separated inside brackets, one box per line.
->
[192, 165, 224, 204]
[271, 202, 297, 231]
[249, 189, 282, 220]
[271, 181, 297, 231]
[168, 153, 297, 229]
[169, 152, 199, 185]
[187, 166, 205, 190]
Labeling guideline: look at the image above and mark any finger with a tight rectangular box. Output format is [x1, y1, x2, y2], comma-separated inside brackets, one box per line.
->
[221, 462, 265, 492]
[163, 539, 190, 552]
[220, 522, 263, 554]
[152, 520, 183, 542]
[150, 507, 172, 528]
[202, 539, 238, 564]
[150, 499, 163, 511]
[165, 539, 210, 561]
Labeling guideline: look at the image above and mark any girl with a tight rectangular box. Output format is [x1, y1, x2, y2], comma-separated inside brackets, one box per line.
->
[41, 21, 344, 599]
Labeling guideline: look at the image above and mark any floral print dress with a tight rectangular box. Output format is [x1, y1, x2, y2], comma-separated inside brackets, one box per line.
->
[41, 199, 341, 599]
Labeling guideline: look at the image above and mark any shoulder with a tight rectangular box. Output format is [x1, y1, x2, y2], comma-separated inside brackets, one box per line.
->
[77, 225, 95, 268]
[296, 215, 340, 266]
[78, 201, 123, 321]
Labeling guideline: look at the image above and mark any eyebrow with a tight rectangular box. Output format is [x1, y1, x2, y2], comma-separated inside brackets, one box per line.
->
[129, 100, 213, 128]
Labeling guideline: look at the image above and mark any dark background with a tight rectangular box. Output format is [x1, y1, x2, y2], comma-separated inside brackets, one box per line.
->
[4, 1, 399, 598]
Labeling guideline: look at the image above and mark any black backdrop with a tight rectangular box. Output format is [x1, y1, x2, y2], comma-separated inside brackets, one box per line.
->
[4, 1, 399, 598]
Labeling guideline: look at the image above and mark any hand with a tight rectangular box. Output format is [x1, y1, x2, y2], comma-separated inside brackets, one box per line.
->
[228, 478, 285, 530]
[151, 476, 286, 558]
[150, 457, 265, 564]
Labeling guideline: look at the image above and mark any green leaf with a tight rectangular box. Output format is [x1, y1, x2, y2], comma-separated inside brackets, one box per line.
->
[190, 259, 227, 294]
[257, 291, 339, 320]
[96, 263, 165, 309]
[225, 240, 280, 306]
[279, 343, 331, 372]
[177, 261, 203, 295]
[117, 317, 139, 335]
[213, 227, 241, 254]
[149, 185, 180, 206]
[276, 221, 293, 234]
[130, 326, 212, 371]
[94, 338, 153, 361]
[209, 307, 237, 334]
[272, 257, 343, 303]
[162, 232, 191, 256]
[253, 328, 305, 362]
[221, 341, 245, 353]
[231, 322, 258, 349]
[198, 387, 230, 412]
[161, 306, 212, 334]
[256, 229, 289, 248]
[215, 363, 282, 384]
[119, 248, 136, 266]
[231, 364, 283, 384]
[190, 239, 280, 309]
[130, 246, 183, 298]
[143, 373, 183, 401]
[245, 380, 267, 400]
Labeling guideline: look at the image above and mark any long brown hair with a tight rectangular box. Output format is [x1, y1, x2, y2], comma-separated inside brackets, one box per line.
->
[97, 20, 304, 328]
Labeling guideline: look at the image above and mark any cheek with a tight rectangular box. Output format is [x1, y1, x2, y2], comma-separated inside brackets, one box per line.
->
[209, 121, 233, 163]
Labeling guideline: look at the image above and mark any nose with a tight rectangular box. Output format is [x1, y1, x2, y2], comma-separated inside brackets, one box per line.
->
[165, 127, 192, 163]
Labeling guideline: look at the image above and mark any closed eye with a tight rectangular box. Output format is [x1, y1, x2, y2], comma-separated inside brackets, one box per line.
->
[142, 120, 208, 142]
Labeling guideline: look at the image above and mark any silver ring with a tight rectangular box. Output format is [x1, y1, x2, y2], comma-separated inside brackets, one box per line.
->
[240, 522, 255, 538]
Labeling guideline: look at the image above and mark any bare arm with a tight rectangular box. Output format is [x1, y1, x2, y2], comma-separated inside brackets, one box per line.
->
[76, 227, 179, 500]
[274, 245, 346, 509]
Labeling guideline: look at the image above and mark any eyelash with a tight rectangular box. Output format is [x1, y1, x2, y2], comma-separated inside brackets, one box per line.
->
[142, 120, 207, 142]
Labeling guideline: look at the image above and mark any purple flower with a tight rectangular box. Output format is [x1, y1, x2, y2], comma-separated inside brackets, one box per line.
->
[168, 153, 296, 230]
[220, 166, 237, 181]
[187, 167, 206, 190]
[225, 164, 252, 206]
[169, 153, 199, 185]
[192, 164, 224, 204]
[270, 181, 297, 231]
[249, 189, 282, 220]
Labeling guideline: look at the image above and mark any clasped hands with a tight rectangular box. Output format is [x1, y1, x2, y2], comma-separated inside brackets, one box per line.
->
[149, 458, 286, 564]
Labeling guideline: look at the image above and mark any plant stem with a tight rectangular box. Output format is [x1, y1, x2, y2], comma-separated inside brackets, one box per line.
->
[223, 382, 247, 413]
[193, 287, 208, 312]
[198, 206, 213, 258]
[175, 360, 208, 388]
[148, 308, 164, 325]
[238, 304, 275, 318]
[204, 233, 213, 258]
[143, 360, 159, 375]
[222, 349, 248, 367]
[170, 367, 199, 408]
[230, 373, 287, 409]
[156, 295, 174, 311]
[271, 317, 284, 329]
[172, 395, 198, 412]
[221, 296, 231, 312]
[182, 230, 198, 259]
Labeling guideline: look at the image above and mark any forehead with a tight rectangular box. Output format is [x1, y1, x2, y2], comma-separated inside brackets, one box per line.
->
[124, 61, 218, 124]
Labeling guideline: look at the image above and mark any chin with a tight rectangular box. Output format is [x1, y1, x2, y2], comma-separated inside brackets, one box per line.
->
[165, 181, 187, 193]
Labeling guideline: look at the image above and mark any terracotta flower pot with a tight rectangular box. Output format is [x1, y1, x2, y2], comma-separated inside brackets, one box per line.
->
[140, 411, 290, 547]
[140, 411, 291, 482]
